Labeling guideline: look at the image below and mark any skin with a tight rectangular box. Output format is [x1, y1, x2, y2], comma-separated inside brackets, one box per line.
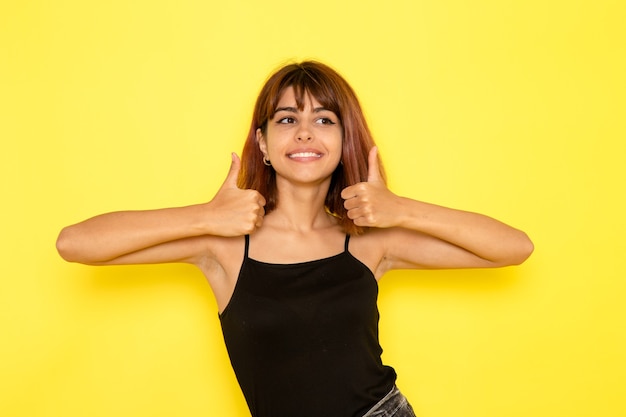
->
[56, 87, 534, 313]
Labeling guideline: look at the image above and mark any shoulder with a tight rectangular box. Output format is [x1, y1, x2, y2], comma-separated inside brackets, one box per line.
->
[200, 235, 246, 268]
[347, 228, 392, 280]
[195, 235, 247, 312]
[349, 227, 435, 279]
[195, 235, 246, 282]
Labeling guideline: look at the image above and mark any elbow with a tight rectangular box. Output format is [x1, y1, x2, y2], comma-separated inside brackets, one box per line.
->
[56, 227, 81, 263]
[488, 231, 534, 268]
[508, 232, 534, 266]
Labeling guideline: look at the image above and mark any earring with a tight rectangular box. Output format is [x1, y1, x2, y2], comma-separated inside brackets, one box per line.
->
[263, 156, 272, 166]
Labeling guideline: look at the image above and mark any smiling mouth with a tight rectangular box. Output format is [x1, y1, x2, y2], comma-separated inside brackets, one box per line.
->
[288, 152, 322, 159]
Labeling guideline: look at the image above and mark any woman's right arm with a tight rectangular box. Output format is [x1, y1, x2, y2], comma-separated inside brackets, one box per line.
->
[56, 154, 266, 265]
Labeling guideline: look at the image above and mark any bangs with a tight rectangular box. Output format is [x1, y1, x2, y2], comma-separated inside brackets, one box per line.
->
[266, 68, 342, 122]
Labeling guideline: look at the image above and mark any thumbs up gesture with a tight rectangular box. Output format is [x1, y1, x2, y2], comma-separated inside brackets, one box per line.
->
[341, 147, 402, 228]
[205, 153, 266, 236]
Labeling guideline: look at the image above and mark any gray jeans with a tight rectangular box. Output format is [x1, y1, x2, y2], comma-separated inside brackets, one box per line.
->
[361, 385, 416, 417]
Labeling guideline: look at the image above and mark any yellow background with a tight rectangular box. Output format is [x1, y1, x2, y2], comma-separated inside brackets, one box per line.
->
[2, 1, 624, 416]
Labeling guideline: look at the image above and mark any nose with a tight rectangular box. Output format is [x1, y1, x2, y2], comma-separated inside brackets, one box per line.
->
[296, 124, 312, 141]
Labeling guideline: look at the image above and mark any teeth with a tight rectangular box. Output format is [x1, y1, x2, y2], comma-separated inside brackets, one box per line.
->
[289, 152, 321, 158]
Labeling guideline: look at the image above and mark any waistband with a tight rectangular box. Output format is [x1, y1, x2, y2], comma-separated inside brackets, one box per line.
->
[361, 385, 415, 417]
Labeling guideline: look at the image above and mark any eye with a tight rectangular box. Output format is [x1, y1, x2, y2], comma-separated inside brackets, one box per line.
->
[316, 117, 336, 125]
[277, 117, 296, 124]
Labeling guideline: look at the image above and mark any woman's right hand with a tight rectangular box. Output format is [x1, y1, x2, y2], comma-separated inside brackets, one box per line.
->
[56, 153, 265, 265]
[204, 153, 266, 237]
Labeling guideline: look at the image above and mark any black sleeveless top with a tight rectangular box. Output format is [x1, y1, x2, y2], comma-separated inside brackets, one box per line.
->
[219, 235, 396, 417]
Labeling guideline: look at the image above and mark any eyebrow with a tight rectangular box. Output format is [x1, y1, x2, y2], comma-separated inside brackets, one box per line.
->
[274, 106, 333, 114]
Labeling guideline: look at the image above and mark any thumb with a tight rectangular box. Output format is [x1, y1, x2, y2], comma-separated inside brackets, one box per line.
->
[222, 152, 241, 188]
[367, 146, 382, 182]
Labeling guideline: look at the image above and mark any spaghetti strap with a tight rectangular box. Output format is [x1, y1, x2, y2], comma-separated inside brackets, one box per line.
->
[244, 234, 250, 259]
[344, 234, 351, 252]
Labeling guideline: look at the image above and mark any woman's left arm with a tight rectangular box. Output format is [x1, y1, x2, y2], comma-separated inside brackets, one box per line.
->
[341, 148, 534, 271]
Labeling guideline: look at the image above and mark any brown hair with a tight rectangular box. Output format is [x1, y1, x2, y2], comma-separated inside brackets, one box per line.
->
[238, 60, 385, 235]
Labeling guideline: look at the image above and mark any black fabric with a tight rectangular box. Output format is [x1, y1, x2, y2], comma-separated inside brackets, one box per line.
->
[219, 235, 396, 417]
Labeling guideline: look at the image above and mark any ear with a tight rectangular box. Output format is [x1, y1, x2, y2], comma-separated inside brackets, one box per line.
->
[256, 128, 267, 155]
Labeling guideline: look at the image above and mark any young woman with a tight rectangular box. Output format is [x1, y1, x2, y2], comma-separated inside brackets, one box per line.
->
[57, 61, 533, 417]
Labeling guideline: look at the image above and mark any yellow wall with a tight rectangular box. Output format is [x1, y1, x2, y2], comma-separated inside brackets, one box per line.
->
[2, 1, 624, 416]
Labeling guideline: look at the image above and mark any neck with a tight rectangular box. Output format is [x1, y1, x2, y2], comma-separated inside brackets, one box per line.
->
[268, 179, 335, 232]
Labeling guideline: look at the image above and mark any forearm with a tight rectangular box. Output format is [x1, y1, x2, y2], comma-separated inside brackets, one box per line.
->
[394, 197, 534, 266]
[56, 204, 210, 264]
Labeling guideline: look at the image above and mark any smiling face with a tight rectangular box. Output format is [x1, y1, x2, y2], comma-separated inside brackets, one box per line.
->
[257, 86, 343, 187]
[239, 61, 380, 234]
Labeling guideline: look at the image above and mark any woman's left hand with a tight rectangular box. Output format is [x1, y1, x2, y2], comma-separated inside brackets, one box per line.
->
[341, 147, 533, 269]
[341, 147, 405, 228]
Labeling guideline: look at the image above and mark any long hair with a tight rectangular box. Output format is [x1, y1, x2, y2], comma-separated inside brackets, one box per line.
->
[238, 60, 385, 235]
